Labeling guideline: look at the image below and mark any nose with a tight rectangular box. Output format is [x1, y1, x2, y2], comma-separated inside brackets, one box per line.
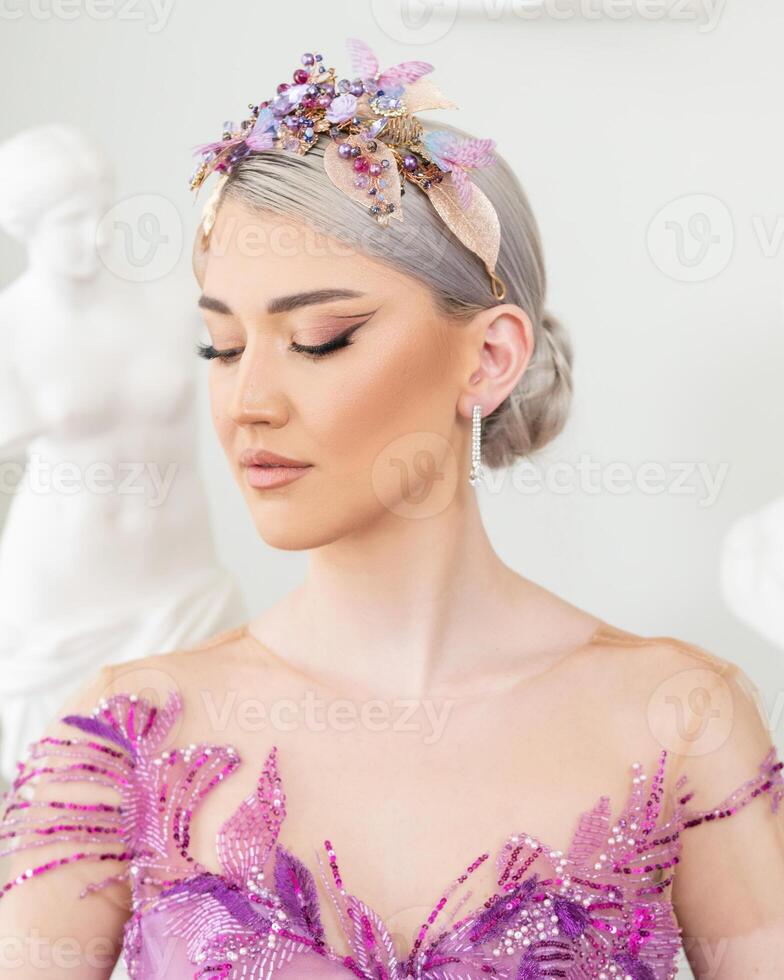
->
[227, 352, 288, 427]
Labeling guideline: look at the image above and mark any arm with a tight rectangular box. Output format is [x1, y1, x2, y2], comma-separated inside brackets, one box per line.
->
[0, 665, 132, 978]
[670, 659, 784, 978]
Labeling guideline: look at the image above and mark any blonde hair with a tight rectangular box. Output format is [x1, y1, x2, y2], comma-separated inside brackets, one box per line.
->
[194, 120, 574, 468]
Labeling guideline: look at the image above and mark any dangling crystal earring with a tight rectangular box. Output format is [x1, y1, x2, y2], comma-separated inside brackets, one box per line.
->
[469, 404, 485, 486]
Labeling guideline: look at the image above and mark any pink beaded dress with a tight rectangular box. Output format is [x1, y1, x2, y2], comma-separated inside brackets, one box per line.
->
[1, 622, 783, 979]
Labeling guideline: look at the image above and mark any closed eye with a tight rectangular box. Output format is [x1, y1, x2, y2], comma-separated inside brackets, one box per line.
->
[289, 331, 356, 358]
[195, 344, 244, 362]
[195, 321, 366, 363]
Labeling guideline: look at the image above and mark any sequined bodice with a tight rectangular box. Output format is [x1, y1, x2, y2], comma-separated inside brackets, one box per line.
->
[1, 675, 783, 979]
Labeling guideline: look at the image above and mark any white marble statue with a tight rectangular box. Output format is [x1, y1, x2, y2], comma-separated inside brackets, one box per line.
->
[719, 284, 784, 652]
[721, 494, 784, 651]
[0, 124, 246, 786]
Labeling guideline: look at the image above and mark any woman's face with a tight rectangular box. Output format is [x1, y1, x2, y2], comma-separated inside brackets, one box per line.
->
[197, 197, 478, 550]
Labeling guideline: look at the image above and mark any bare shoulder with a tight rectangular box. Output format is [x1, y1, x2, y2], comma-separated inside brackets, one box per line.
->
[588, 620, 740, 680]
[48, 623, 251, 728]
[579, 621, 773, 793]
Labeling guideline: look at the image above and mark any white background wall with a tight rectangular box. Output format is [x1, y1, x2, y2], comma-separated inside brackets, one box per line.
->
[0, 4, 782, 961]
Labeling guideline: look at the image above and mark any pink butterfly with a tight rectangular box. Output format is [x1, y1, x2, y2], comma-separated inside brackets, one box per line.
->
[346, 36, 433, 92]
[422, 130, 497, 209]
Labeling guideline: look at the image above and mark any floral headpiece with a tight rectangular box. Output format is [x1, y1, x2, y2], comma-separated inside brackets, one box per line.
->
[189, 37, 507, 301]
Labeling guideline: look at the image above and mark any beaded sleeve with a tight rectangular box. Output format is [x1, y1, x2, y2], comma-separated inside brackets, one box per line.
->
[0, 685, 230, 905]
[0, 695, 137, 903]
[677, 743, 783, 830]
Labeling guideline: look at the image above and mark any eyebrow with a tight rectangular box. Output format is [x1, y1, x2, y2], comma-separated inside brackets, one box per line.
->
[197, 288, 367, 317]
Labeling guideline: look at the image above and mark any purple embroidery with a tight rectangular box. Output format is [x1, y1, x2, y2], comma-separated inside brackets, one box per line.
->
[551, 894, 592, 938]
[60, 712, 136, 756]
[1, 688, 782, 979]
[158, 872, 273, 935]
[274, 845, 326, 945]
[613, 951, 657, 980]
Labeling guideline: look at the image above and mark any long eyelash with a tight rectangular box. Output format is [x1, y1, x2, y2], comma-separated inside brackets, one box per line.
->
[195, 343, 243, 361]
[195, 322, 364, 363]
[289, 334, 355, 358]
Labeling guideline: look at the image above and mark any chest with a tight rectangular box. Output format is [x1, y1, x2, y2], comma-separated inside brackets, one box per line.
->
[114, 662, 684, 978]
[128, 723, 680, 979]
[170, 686, 670, 948]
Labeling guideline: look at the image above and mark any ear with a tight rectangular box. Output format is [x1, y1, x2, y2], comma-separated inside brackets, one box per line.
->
[458, 302, 535, 421]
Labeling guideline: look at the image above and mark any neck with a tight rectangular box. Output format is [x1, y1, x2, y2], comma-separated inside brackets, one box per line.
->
[272, 484, 530, 700]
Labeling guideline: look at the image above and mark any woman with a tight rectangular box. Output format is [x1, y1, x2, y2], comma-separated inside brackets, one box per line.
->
[1, 38, 782, 980]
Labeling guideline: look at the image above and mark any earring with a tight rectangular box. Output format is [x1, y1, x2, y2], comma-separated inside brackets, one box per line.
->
[469, 404, 485, 486]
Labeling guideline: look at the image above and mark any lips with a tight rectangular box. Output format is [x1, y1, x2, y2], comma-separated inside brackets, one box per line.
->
[239, 448, 311, 468]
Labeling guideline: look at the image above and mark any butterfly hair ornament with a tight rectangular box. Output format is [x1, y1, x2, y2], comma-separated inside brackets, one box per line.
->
[189, 37, 508, 301]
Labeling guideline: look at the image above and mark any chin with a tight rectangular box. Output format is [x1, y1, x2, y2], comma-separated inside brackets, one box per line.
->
[252, 519, 342, 552]
[250, 498, 379, 551]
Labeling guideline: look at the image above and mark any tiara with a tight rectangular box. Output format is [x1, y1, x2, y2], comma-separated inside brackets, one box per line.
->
[189, 37, 507, 301]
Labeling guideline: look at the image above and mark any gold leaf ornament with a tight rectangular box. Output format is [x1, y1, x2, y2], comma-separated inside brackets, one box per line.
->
[427, 173, 503, 296]
[402, 77, 458, 114]
[323, 138, 403, 224]
[199, 172, 229, 243]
